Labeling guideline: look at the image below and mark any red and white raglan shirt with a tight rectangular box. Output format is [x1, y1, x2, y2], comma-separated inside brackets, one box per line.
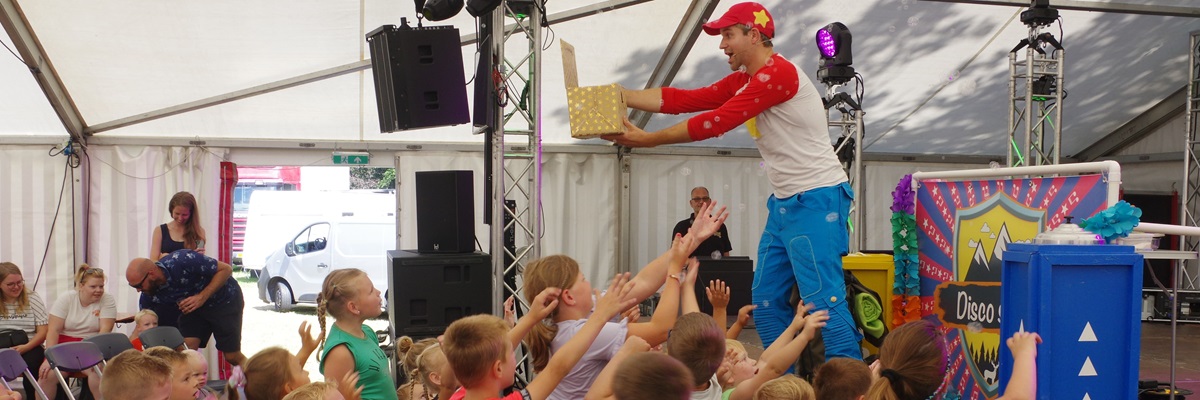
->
[660, 53, 847, 197]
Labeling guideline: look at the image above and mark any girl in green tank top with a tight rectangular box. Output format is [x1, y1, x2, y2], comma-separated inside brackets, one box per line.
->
[317, 269, 397, 400]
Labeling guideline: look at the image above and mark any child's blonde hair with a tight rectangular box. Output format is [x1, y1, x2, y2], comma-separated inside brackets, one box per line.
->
[520, 255, 581, 371]
[100, 349, 172, 399]
[396, 337, 444, 400]
[612, 352, 693, 400]
[144, 345, 187, 366]
[0, 262, 30, 316]
[753, 375, 815, 400]
[281, 381, 339, 400]
[316, 269, 368, 361]
[442, 314, 509, 389]
[665, 312, 725, 387]
[725, 339, 747, 358]
[133, 309, 159, 332]
[74, 263, 105, 287]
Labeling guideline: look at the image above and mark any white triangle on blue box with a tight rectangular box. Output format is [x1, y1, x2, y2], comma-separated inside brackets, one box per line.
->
[1019, 320, 1025, 333]
[1083, 394, 1092, 400]
[1079, 322, 1098, 342]
[1079, 357, 1098, 377]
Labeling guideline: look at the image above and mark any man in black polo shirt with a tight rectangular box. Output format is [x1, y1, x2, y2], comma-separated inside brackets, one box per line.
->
[672, 186, 732, 258]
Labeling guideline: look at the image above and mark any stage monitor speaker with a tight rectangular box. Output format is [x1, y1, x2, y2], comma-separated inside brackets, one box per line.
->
[416, 170, 475, 253]
[693, 257, 754, 318]
[388, 250, 491, 339]
[366, 21, 469, 133]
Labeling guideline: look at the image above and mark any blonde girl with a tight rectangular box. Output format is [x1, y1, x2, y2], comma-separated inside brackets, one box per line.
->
[317, 268, 395, 400]
[396, 337, 456, 400]
[0, 262, 48, 397]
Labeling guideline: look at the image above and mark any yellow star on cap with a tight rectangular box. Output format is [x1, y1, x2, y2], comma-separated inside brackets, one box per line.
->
[753, 10, 770, 28]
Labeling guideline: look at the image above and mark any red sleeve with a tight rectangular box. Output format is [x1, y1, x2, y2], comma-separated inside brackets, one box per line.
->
[680, 58, 800, 141]
[660, 72, 747, 114]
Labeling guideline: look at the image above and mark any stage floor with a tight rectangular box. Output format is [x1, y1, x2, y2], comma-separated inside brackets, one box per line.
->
[734, 321, 1200, 395]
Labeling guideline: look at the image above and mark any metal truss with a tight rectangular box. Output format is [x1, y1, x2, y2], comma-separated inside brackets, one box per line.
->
[826, 84, 865, 252]
[1181, 30, 1200, 291]
[1007, 25, 1064, 167]
[483, 0, 544, 386]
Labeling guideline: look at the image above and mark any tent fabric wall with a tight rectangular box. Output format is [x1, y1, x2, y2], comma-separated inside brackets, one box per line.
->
[83, 145, 227, 314]
[0, 144, 225, 316]
[0, 146, 78, 303]
[627, 155, 772, 271]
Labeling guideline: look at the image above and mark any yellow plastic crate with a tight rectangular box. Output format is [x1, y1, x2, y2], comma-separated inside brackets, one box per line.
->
[842, 253, 895, 355]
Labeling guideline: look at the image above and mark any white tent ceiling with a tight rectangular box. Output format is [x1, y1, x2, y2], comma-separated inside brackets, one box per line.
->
[1, 0, 1196, 156]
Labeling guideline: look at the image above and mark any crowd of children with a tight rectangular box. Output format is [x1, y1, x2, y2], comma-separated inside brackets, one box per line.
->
[84, 200, 1043, 400]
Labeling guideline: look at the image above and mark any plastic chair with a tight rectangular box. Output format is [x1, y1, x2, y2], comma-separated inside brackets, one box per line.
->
[82, 333, 133, 366]
[138, 326, 186, 350]
[0, 348, 48, 400]
[44, 342, 104, 400]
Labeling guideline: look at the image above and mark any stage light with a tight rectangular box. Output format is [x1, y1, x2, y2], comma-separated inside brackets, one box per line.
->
[466, 0, 502, 17]
[815, 22, 854, 85]
[422, 0, 463, 21]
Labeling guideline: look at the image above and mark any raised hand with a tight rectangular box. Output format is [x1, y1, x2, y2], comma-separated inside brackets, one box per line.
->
[593, 273, 639, 321]
[620, 304, 642, 323]
[298, 321, 319, 353]
[619, 335, 651, 354]
[338, 370, 363, 400]
[528, 287, 562, 321]
[706, 280, 730, 309]
[735, 304, 756, 326]
[1006, 331, 1043, 358]
[797, 310, 830, 341]
[688, 200, 730, 241]
[503, 295, 518, 326]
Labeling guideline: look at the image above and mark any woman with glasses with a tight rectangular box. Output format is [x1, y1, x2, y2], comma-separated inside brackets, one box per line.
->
[38, 264, 116, 400]
[0, 262, 48, 397]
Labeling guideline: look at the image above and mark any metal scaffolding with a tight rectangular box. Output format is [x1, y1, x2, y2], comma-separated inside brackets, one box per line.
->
[1181, 30, 1200, 292]
[1007, 25, 1064, 167]
[826, 84, 865, 252]
[482, 0, 544, 385]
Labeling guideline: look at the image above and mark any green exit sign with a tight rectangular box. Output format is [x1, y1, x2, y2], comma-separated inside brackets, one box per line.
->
[332, 152, 370, 165]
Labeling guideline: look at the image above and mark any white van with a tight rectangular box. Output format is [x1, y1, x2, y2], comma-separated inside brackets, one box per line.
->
[256, 217, 396, 311]
[242, 190, 395, 271]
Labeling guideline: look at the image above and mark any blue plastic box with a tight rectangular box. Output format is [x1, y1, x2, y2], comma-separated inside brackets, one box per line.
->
[999, 243, 1143, 399]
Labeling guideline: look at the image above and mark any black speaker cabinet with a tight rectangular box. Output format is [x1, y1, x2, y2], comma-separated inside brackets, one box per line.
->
[692, 257, 755, 319]
[366, 22, 469, 133]
[388, 250, 492, 339]
[415, 170, 474, 253]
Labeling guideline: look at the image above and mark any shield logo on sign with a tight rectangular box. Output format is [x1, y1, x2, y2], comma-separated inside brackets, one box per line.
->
[941, 192, 1042, 396]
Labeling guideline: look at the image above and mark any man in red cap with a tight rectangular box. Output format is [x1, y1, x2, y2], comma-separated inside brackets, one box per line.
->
[603, 2, 863, 361]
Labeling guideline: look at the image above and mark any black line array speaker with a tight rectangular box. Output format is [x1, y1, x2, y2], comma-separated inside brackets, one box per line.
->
[415, 170, 474, 253]
[366, 21, 469, 133]
[387, 250, 491, 340]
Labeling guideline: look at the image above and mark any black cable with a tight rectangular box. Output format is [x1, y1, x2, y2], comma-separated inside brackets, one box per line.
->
[0, 38, 25, 65]
[33, 157, 72, 289]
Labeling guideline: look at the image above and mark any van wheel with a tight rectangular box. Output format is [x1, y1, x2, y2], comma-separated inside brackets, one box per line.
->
[273, 282, 294, 312]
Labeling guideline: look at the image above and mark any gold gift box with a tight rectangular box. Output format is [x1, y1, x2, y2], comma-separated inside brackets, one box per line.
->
[561, 40, 626, 138]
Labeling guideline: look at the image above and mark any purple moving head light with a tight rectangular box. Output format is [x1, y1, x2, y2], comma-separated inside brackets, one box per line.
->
[815, 22, 852, 67]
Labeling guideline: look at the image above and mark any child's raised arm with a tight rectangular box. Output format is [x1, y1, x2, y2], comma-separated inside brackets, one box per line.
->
[297, 321, 320, 366]
[525, 273, 639, 400]
[507, 287, 561, 351]
[627, 200, 729, 302]
[627, 235, 689, 346]
[681, 258, 701, 314]
[707, 279, 730, 331]
[729, 302, 829, 400]
[726, 304, 756, 339]
[997, 331, 1042, 400]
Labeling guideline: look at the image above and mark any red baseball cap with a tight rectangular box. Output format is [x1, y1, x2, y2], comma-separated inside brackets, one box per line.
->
[702, 2, 775, 39]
